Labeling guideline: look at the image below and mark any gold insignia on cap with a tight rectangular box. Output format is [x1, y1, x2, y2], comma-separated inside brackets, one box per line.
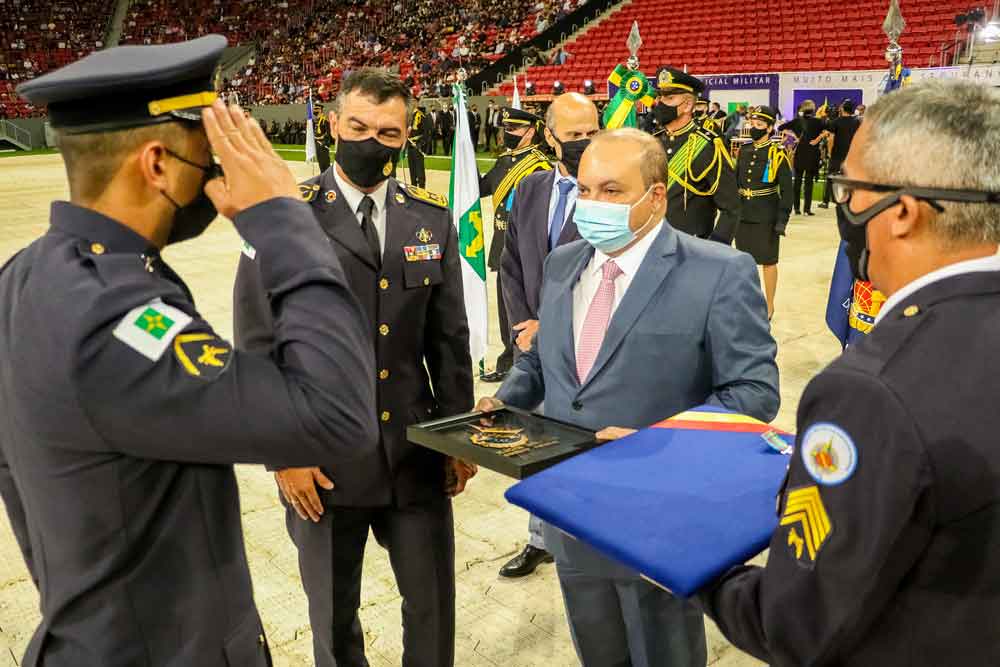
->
[395, 192, 405, 204]
[502, 109, 510, 119]
[903, 305, 920, 317]
[90, 242, 106, 255]
[658, 69, 673, 87]
[325, 190, 337, 203]
[383, 161, 393, 177]
[417, 228, 433, 243]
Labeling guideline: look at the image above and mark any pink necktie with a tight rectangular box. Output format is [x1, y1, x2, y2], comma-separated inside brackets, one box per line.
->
[576, 259, 623, 383]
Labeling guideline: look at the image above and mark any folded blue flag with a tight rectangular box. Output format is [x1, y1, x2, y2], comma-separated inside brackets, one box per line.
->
[505, 405, 793, 597]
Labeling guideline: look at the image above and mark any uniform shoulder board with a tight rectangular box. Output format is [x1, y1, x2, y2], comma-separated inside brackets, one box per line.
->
[695, 125, 720, 141]
[298, 178, 321, 203]
[528, 148, 553, 168]
[400, 184, 448, 209]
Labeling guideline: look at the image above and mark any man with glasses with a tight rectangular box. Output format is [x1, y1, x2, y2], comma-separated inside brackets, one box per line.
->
[701, 79, 1000, 665]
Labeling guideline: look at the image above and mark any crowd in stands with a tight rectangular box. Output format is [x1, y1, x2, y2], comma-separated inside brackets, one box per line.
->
[1, 0, 114, 118]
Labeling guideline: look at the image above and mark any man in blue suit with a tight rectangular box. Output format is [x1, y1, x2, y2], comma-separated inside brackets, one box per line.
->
[497, 92, 600, 578]
[478, 128, 779, 666]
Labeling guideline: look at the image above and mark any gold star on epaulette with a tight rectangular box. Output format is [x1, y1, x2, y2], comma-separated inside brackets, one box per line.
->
[401, 185, 448, 209]
[298, 183, 320, 202]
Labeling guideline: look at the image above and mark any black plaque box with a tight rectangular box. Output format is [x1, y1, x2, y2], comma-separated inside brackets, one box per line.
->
[407, 407, 598, 479]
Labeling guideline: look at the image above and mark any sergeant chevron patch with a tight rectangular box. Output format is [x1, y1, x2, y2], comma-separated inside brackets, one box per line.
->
[779, 485, 832, 568]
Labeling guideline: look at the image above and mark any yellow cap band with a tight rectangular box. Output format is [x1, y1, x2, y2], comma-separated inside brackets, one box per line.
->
[148, 91, 219, 117]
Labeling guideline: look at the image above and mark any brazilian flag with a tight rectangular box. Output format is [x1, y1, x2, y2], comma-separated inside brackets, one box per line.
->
[603, 65, 655, 129]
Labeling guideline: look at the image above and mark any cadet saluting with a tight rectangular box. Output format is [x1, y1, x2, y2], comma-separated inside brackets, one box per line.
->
[0, 36, 378, 667]
[234, 68, 475, 667]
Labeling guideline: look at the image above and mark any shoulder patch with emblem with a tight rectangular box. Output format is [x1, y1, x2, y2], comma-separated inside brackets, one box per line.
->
[173, 332, 233, 380]
[801, 422, 858, 486]
[779, 485, 832, 568]
[298, 183, 321, 202]
[401, 184, 448, 209]
[240, 237, 257, 260]
[113, 298, 192, 362]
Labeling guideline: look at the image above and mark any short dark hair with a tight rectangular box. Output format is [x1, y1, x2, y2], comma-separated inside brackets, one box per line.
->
[841, 99, 856, 114]
[334, 67, 414, 122]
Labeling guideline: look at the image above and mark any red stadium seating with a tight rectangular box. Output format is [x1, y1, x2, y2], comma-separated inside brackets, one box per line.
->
[489, 0, 969, 96]
[0, 0, 114, 118]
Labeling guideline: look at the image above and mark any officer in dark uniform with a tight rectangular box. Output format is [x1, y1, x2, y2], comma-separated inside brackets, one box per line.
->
[478, 106, 552, 381]
[702, 79, 1000, 666]
[406, 103, 427, 188]
[234, 68, 475, 667]
[315, 103, 331, 171]
[734, 105, 793, 319]
[0, 36, 378, 667]
[650, 66, 741, 242]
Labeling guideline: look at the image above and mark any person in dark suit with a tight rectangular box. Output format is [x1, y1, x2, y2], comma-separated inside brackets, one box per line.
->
[497, 92, 600, 578]
[650, 66, 741, 243]
[0, 36, 379, 667]
[440, 105, 455, 154]
[817, 99, 861, 208]
[779, 99, 825, 215]
[407, 104, 427, 188]
[735, 106, 793, 320]
[469, 104, 481, 150]
[703, 78, 1000, 667]
[478, 107, 552, 382]
[234, 68, 476, 667]
[485, 99, 500, 149]
[420, 104, 435, 155]
[480, 128, 779, 667]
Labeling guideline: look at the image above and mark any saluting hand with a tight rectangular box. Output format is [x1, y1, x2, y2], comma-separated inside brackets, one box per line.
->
[201, 99, 299, 220]
[275, 467, 335, 523]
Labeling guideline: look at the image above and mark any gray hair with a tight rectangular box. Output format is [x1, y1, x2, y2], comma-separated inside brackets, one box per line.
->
[861, 79, 1000, 245]
[332, 67, 415, 124]
[590, 127, 667, 189]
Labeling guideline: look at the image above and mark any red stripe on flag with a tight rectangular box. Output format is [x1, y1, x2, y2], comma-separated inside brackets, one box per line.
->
[652, 419, 790, 435]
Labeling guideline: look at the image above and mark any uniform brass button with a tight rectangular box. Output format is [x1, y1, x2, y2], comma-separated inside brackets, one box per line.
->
[258, 634, 265, 646]
[903, 305, 920, 317]
[379, 278, 389, 290]
[90, 242, 106, 255]
[379, 324, 390, 336]
[423, 277, 430, 286]
[379, 369, 389, 380]
[667, 148, 673, 154]
[381, 411, 391, 422]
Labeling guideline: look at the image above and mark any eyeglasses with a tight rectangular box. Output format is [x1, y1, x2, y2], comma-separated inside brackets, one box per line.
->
[829, 174, 1000, 226]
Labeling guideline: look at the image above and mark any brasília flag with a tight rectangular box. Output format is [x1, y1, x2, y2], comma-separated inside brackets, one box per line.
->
[604, 65, 655, 129]
[449, 83, 488, 363]
[305, 89, 317, 163]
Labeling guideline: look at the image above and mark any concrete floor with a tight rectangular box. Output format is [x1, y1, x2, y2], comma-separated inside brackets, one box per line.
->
[0, 154, 844, 666]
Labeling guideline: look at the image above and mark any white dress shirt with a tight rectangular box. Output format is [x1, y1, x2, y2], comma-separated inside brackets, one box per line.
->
[333, 166, 389, 256]
[572, 220, 663, 354]
[546, 167, 578, 241]
[874, 253, 1000, 326]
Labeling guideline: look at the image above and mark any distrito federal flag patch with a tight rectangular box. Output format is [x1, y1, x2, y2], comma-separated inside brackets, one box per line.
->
[113, 298, 192, 361]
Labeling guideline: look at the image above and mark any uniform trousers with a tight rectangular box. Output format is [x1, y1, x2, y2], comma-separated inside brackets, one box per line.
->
[286, 497, 455, 667]
[793, 169, 818, 214]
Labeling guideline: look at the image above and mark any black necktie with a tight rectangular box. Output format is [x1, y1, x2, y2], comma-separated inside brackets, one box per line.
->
[358, 195, 381, 269]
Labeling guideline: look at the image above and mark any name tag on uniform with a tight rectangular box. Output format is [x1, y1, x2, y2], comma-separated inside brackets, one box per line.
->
[404, 243, 442, 262]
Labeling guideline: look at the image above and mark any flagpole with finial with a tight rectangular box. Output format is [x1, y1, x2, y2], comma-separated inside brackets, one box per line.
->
[603, 22, 654, 129]
[882, 0, 910, 94]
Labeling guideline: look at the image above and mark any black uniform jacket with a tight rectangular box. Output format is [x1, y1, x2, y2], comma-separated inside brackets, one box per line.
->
[234, 170, 474, 507]
[736, 138, 793, 229]
[656, 120, 741, 242]
[479, 145, 552, 270]
[703, 269, 1000, 666]
[0, 198, 378, 667]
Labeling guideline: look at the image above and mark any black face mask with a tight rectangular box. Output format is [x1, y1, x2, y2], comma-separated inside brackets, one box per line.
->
[694, 109, 707, 119]
[836, 204, 871, 282]
[652, 101, 679, 126]
[748, 127, 770, 142]
[335, 135, 402, 188]
[162, 149, 222, 245]
[503, 130, 524, 150]
[802, 109, 815, 117]
[551, 133, 590, 178]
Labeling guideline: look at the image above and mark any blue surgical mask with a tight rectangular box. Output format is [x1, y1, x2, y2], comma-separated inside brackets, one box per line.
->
[574, 187, 657, 254]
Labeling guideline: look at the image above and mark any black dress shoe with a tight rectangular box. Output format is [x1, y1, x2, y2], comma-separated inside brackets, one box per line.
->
[804, 211, 816, 216]
[499, 545, 554, 578]
[817, 202, 830, 209]
[480, 370, 508, 383]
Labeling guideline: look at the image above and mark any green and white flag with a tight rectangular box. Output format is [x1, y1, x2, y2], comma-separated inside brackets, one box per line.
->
[113, 298, 192, 361]
[448, 83, 488, 363]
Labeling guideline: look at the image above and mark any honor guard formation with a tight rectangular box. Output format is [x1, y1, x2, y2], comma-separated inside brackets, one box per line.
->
[2, 2, 1000, 665]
